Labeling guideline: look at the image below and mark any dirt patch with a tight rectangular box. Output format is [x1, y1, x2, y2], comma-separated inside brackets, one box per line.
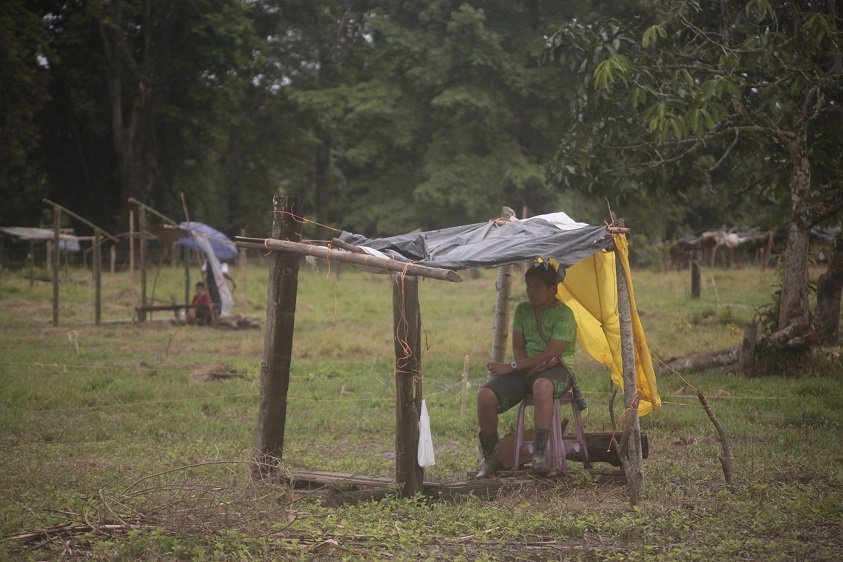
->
[189, 363, 246, 382]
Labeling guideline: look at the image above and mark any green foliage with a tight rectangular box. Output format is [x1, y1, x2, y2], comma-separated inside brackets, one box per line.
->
[544, 0, 843, 246]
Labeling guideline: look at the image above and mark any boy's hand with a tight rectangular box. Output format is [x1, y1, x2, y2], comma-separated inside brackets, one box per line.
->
[486, 362, 512, 377]
[528, 356, 557, 374]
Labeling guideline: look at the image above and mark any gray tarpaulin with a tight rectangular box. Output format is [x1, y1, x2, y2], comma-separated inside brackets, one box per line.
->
[339, 212, 614, 270]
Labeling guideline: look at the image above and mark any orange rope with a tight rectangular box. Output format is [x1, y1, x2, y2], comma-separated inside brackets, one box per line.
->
[322, 246, 340, 335]
[651, 350, 700, 393]
[273, 210, 343, 239]
[606, 389, 640, 451]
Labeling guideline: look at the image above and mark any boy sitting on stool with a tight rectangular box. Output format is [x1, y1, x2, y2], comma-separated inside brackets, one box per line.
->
[476, 260, 577, 478]
[186, 281, 213, 326]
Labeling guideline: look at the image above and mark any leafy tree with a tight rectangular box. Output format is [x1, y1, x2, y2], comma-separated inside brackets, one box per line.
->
[16, 0, 263, 236]
[321, 0, 581, 234]
[0, 1, 52, 227]
[545, 0, 843, 344]
[263, 0, 380, 241]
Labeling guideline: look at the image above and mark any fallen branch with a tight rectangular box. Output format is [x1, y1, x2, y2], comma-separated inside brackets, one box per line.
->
[658, 345, 740, 373]
[657, 322, 815, 374]
[696, 390, 735, 489]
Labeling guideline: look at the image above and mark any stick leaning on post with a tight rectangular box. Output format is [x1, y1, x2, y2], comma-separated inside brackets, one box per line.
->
[235, 237, 463, 283]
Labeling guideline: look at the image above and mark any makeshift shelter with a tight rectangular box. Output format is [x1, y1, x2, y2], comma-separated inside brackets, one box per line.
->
[0, 226, 83, 253]
[239, 197, 660, 502]
[339, 211, 660, 416]
[143, 221, 236, 318]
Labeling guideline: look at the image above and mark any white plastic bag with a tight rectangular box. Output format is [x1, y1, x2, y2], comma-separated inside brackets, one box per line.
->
[417, 400, 435, 467]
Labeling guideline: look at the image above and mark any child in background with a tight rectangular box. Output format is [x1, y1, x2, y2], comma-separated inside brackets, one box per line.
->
[186, 282, 213, 326]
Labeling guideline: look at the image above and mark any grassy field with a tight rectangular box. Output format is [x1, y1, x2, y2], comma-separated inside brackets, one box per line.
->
[0, 258, 841, 560]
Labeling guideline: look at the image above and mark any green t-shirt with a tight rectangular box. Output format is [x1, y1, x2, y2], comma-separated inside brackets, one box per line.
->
[513, 300, 577, 369]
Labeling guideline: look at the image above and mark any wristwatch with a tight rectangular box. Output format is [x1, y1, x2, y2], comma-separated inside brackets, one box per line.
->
[511, 361, 518, 371]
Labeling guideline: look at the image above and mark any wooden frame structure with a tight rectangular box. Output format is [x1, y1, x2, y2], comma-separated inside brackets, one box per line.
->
[43, 199, 118, 327]
[127, 198, 193, 321]
[243, 195, 645, 499]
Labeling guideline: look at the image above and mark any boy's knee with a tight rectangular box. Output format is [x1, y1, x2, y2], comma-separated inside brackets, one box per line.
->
[477, 387, 498, 407]
[533, 378, 553, 396]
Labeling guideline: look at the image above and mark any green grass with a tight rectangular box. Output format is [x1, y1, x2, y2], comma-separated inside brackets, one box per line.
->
[0, 260, 841, 560]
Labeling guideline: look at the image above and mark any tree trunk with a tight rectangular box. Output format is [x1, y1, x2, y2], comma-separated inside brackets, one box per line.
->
[815, 231, 843, 344]
[778, 221, 812, 334]
[777, 106, 812, 335]
[98, 0, 164, 229]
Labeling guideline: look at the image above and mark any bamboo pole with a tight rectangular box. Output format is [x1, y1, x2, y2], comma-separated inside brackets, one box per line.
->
[616, 246, 644, 504]
[94, 228, 101, 324]
[127, 198, 178, 226]
[43, 199, 116, 241]
[393, 272, 423, 497]
[460, 355, 470, 416]
[129, 211, 136, 317]
[183, 245, 190, 306]
[240, 228, 248, 306]
[236, 237, 463, 283]
[29, 240, 34, 288]
[52, 207, 60, 327]
[139, 206, 147, 321]
[253, 195, 302, 475]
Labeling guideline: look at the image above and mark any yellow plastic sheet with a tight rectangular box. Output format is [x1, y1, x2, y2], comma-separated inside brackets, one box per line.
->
[555, 235, 661, 416]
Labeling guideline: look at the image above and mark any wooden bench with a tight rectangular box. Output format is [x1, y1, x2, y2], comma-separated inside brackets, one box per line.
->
[135, 303, 218, 323]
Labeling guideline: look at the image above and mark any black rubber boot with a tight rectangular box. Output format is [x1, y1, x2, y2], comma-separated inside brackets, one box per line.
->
[532, 428, 550, 475]
[474, 431, 503, 479]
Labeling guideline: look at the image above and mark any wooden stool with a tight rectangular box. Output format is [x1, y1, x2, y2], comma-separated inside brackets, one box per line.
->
[512, 391, 590, 471]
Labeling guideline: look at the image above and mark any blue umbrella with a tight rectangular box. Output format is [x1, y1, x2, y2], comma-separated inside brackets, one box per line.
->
[177, 222, 238, 261]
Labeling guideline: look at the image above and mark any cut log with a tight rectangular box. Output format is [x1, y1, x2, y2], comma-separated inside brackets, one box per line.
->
[658, 346, 740, 373]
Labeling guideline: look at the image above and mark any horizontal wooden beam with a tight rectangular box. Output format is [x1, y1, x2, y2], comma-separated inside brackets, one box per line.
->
[235, 236, 463, 283]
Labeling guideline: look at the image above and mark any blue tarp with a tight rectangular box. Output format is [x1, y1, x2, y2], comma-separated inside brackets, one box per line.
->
[177, 222, 238, 261]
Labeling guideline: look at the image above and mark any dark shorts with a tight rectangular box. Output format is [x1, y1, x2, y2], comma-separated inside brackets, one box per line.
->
[195, 306, 212, 325]
[482, 364, 574, 414]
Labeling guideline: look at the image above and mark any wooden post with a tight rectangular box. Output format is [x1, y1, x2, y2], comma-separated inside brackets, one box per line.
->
[110, 244, 116, 274]
[62, 239, 69, 279]
[29, 240, 35, 288]
[129, 211, 136, 315]
[393, 272, 423, 497]
[240, 228, 248, 306]
[52, 207, 60, 327]
[253, 195, 302, 475]
[460, 355, 470, 416]
[94, 228, 102, 325]
[691, 260, 701, 299]
[183, 245, 190, 306]
[739, 323, 757, 375]
[139, 206, 147, 321]
[616, 248, 644, 504]
[490, 265, 513, 367]
[762, 228, 775, 270]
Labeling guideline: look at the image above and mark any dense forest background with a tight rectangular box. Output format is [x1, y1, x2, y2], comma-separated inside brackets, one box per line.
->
[2, 0, 841, 266]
